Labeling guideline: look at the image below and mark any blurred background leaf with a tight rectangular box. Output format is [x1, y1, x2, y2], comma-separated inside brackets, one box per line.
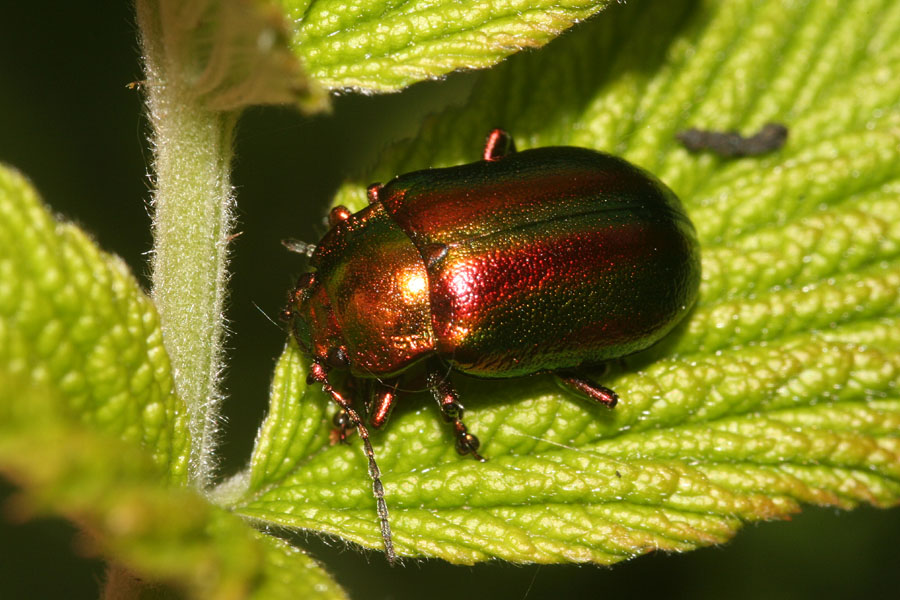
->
[0, 166, 345, 599]
[0, 164, 190, 483]
[138, 0, 328, 111]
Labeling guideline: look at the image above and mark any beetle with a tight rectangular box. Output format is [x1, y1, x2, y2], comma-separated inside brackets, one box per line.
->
[282, 129, 701, 563]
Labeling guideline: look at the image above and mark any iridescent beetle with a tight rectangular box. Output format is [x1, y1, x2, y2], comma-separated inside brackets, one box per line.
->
[282, 129, 701, 562]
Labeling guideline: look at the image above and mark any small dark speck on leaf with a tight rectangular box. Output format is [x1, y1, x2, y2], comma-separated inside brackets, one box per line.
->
[677, 122, 788, 157]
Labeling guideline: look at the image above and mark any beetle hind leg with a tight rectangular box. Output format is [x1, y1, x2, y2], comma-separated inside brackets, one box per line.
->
[555, 370, 619, 408]
[426, 364, 486, 462]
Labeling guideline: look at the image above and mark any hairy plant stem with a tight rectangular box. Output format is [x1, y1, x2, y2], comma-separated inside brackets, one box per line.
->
[137, 1, 237, 488]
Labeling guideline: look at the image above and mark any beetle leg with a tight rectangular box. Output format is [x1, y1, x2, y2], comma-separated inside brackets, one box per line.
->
[368, 378, 400, 429]
[426, 366, 486, 462]
[328, 205, 353, 226]
[307, 360, 397, 564]
[483, 128, 517, 161]
[555, 370, 619, 408]
[331, 408, 355, 444]
[329, 369, 360, 443]
[367, 183, 382, 204]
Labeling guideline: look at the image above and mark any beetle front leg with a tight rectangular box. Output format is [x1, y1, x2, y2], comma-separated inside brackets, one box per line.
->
[555, 369, 619, 408]
[329, 375, 361, 444]
[425, 363, 486, 462]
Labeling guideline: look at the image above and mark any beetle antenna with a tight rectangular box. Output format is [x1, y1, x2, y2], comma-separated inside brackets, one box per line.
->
[309, 361, 397, 565]
[251, 300, 286, 331]
[355, 413, 395, 564]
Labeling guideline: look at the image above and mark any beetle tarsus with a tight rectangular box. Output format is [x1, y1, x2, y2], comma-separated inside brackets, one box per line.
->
[427, 365, 487, 462]
[454, 425, 485, 462]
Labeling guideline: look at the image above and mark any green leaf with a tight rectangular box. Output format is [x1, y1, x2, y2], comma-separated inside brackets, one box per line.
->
[235, 0, 900, 565]
[286, 0, 616, 92]
[0, 164, 190, 483]
[252, 531, 347, 600]
[0, 165, 344, 597]
[0, 378, 346, 600]
[245, 340, 332, 494]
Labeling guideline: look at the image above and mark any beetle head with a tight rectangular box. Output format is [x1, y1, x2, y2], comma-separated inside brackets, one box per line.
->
[284, 271, 350, 370]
